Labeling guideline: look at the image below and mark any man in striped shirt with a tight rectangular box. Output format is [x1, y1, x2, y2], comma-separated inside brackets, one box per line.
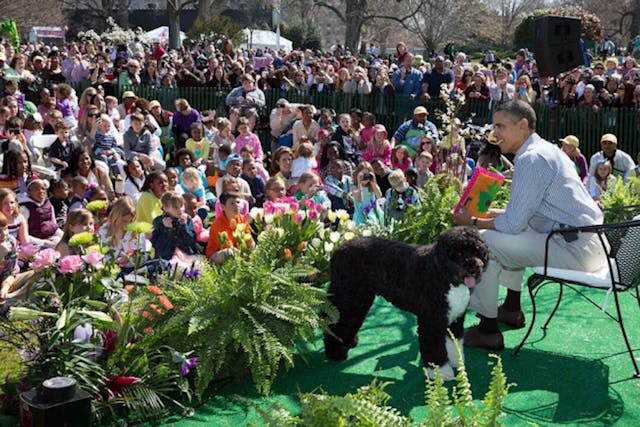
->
[452, 100, 607, 350]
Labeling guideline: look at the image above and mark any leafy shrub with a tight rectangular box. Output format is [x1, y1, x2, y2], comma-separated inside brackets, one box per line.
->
[390, 175, 461, 244]
[256, 341, 514, 426]
[600, 177, 640, 223]
[152, 229, 338, 398]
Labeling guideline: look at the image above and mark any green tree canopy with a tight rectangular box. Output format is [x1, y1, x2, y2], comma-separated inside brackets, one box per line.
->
[514, 7, 604, 50]
[281, 18, 323, 51]
[187, 15, 245, 49]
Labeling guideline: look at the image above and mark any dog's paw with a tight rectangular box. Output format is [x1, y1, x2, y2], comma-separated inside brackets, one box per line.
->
[424, 363, 455, 381]
[445, 337, 464, 368]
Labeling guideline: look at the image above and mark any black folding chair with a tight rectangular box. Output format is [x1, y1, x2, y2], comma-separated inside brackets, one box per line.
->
[512, 219, 640, 378]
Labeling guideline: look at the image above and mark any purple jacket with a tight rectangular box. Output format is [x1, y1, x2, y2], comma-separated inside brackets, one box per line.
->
[172, 108, 202, 135]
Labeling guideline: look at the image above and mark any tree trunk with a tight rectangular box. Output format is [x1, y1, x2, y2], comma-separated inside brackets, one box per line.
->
[344, 0, 366, 53]
[345, 20, 362, 53]
[168, 5, 182, 50]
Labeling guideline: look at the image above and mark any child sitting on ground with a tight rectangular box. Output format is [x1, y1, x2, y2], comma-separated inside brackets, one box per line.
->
[150, 191, 198, 260]
[185, 122, 210, 168]
[69, 176, 89, 210]
[384, 169, 420, 222]
[89, 114, 126, 177]
[291, 142, 317, 182]
[56, 208, 95, 256]
[0, 212, 34, 303]
[19, 178, 63, 247]
[183, 192, 209, 247]
[48, 178, 70, 228]
[164, 167, 184, 195]
[181, 166, 212, 218]
[241, 158, 266, 208]
[324, 159, 353, 212]
[206, 190, 252, 264]
[414, 151, 434, 188]
[48, 121, 75, 171]
[296, 172, 331, 212]
[234, 117, 264, 164]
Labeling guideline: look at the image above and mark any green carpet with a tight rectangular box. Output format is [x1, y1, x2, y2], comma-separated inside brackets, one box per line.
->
[162, 285, 640, 427]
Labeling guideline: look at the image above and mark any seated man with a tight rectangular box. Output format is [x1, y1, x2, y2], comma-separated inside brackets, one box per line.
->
[452, 100, 608, 350]
[588, 133, 636, 182]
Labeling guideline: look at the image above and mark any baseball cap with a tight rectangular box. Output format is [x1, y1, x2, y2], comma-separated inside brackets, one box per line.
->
[413, 106, 428, 116]
[226, 153, 242, 164]
[559, 135, 579, 147]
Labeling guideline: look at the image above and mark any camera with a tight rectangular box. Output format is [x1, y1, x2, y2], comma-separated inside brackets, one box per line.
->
[361, 172, 373, 181]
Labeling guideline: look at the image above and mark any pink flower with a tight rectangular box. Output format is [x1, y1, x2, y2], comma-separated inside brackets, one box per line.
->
[293, 210, 306, 224]
[32, 248, 60, 272]
[18, 243, 39, 261]
[307, 209, 318, 220]
[82, 251, 104, 270]
[263, 201, 275, 215]
[58, 255, 84, 274]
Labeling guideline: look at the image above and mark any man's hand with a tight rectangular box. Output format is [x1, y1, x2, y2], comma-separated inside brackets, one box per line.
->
[451, 208, 474, 226]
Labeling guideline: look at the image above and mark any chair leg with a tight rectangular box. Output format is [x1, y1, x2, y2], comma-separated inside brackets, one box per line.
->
[542, 282, 564, 330]
[513, 275, 542, 357]
[612, 290, 640, 378]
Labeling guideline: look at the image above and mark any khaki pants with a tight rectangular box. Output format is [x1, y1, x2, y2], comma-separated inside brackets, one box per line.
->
[470, 228, 608, 318]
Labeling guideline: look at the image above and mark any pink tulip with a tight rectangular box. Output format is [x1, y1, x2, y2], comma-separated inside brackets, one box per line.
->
[293, 211, 306, 224]
[32, 248, 60, 272]
[58, 255, 84, 274]
[82, 251, 104, 270]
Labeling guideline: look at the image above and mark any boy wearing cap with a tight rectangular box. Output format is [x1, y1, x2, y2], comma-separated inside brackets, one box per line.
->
[214, 153, 251, 201]
[384, 169, 420, 222]
[588, 133, 636, 182]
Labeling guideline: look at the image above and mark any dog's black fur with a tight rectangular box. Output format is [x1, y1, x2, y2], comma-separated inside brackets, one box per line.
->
[324, 227, 489, 368]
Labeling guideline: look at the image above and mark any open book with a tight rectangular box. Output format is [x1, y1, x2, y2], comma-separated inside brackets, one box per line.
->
[453, 167, 505, 218]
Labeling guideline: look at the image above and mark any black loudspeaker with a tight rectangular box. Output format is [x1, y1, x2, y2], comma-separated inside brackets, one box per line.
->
[534, 16, 584, 77]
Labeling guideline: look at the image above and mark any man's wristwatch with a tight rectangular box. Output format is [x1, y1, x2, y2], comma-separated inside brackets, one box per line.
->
[472, 217, 478, 228]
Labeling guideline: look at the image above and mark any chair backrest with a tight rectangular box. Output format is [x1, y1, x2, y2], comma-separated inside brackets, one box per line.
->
[604, 219, 640, 289]
[31, 134, 58, 150]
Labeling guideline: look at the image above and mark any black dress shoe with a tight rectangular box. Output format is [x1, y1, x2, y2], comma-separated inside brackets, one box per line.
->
[464, 326, 504, 351]
[497, 305, 526, 329]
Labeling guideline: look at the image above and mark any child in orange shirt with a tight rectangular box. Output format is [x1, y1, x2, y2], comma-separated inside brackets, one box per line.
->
[206, 191, 252, 264]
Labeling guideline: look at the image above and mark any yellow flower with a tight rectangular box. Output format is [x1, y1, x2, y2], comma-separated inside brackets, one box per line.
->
[327, 211, 337, 222]
[86, 200, 108, 213]
[344, 232, 355, 241]
[69, 232, 95, 247]
[127, 221, 153, 234]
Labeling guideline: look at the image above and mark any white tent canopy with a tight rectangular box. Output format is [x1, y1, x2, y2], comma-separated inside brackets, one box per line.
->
[141, 26, 187, 44]
[241, 29, 292, 52]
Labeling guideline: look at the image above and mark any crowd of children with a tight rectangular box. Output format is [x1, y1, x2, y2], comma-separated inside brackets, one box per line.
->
[0, 88, 491, 304]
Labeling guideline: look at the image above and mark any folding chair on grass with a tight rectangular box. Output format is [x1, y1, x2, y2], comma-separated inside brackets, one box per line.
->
[512, 219, 640, 378]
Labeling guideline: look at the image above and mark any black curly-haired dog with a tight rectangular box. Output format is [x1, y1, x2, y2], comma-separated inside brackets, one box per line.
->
[324, 227, 489, 380]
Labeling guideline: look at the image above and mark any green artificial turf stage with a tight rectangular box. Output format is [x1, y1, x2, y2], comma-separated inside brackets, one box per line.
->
[1, 284, 638, 426]
[158, 285, 640, 427]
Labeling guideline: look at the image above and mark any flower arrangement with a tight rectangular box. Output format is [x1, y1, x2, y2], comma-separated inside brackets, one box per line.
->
[0, 224, 193, 424]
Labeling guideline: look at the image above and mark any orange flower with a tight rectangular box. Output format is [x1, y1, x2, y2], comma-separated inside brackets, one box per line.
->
[150, 304, 158, 310]
[142, 310, 152, 319]
[158, 295, 174, 310]
[124, 285, 135, 293]
[283, 248, 292, 260]
[147, 285, 163, 295]
[143, 327, 154, 335]
[298, 241, 306, 251]
[155, 308, 164, 316]
[229, 218, 238, 231]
